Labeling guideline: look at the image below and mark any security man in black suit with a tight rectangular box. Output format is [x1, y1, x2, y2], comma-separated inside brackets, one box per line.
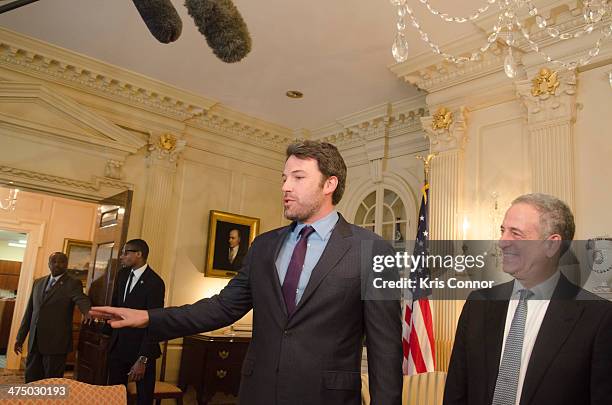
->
[107, 239, 165, 405]
[15, 252, 91, 382]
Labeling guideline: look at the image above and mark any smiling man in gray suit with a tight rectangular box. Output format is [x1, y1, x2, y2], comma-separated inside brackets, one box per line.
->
[92, 140, 403, 405]
[15, 252, 91, 382]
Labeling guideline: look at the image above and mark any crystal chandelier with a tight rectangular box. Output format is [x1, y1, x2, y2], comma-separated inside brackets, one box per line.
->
[390, 0, 612, 78]
[0, 187, 19, 211]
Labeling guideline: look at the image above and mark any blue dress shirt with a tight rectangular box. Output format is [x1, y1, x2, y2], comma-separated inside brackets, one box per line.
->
[275, 210, 339, 306]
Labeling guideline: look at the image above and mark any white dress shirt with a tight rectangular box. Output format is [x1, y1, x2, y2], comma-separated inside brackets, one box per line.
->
[499, 271, 560, 405]
[124, 263, 147, 300]
[228, 246, 239, 263]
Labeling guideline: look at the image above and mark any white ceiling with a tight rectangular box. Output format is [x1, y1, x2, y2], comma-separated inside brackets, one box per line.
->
[0, 0, 486, 130]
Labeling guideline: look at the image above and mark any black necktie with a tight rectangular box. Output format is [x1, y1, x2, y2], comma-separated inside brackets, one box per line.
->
[124, 270, 135, 302]
[282, 226, 315, 316]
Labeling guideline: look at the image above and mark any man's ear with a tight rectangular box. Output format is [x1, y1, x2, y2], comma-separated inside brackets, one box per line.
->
[323, 176, 338, 196]
[544, 234, 562, 258]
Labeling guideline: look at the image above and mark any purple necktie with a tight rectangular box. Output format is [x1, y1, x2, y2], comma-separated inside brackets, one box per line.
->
[282, 225, 315, 316]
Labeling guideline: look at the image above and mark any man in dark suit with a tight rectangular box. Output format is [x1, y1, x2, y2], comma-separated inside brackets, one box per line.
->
[107, 239, 165, 405]
[14, 252, 91, 382]
[444, 193, 612, 405]
[92, 141, 403, 405]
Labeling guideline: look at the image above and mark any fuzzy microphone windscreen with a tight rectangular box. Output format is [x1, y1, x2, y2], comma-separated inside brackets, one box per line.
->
[132, 0, 183, 43]
[185, 0, 252, 63]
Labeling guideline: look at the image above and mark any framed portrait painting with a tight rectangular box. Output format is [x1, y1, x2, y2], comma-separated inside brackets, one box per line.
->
[206, 210, 260, 278]
[62, 238, 92, 287]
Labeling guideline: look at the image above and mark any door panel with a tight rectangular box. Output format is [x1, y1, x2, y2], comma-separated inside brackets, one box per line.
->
[76, 190, 132, 384]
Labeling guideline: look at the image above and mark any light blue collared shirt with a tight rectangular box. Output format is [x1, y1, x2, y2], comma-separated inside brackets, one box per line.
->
[275, 210, 339, 305]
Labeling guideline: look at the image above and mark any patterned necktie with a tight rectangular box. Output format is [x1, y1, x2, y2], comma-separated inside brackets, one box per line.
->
[44, 277, 56, 294]
[124, 270, 135, 302]
[492, 289, 534, 405]
[282, 226, 315, 316]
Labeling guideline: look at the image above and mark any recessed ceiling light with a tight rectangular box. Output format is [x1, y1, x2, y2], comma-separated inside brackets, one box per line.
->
[286, 90, 303, 99]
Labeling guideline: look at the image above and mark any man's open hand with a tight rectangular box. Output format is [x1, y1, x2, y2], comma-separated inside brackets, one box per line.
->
[89, 306, 150, 328]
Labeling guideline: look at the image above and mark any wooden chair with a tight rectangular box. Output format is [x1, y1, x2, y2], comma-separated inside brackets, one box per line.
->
[127, 341, 184, 405]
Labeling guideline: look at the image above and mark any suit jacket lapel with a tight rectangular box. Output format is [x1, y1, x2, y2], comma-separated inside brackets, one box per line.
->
[271, 226, 291, 318]
[118, 269, 129, 306]
[37, 276, 48, 304]
[127, 266, 149, 300]
[42, 273, 65, 303]
[519, 275, 582, 405]
[290, 216, 351, 321]
[484, 282, 513, 404]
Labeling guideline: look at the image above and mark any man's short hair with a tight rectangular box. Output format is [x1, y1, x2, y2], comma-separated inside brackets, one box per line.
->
[511, 193, 575, 241]
[286, 140, 347, 205]
[126, 239, 150, 260]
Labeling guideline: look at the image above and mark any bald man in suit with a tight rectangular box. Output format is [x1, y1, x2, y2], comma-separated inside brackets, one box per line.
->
[15, 252, 91, 382]
[444, 194, 612, 405]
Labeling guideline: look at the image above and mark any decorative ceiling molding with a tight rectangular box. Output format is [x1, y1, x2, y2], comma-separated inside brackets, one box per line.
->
[0, 27, 294, 150]
[0, 165, 132, 202]
[390, 0, 611, 94]
[311, 95, 428, 148]
[189, 109, 294, 153]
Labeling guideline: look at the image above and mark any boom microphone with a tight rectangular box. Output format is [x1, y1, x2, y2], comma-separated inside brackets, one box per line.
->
[185, 0, 252, 63]
[132, 0, 183, 44]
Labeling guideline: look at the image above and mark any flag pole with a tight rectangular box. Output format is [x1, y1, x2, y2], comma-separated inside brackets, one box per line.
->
[416, 153, 437, 184]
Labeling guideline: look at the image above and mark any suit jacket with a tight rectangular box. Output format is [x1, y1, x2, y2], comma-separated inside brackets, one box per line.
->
[16, 273, 91, 355]
[444, 274, 612, 405]
[148, 214, 403, 405]
[109, 266, 165, 362]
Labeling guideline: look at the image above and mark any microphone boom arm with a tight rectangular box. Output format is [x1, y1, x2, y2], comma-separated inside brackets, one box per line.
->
[0, 0, 41, 15]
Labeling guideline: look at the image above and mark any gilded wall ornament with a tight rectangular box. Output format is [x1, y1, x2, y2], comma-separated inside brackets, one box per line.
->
[432, 107, 453, 130]
[158, 133, 178, 151]
[531, 68, 560, 97]
[148, 133, 186, 164]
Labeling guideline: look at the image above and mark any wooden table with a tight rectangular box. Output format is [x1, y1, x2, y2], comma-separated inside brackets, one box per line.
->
[178, 332, 251, 405]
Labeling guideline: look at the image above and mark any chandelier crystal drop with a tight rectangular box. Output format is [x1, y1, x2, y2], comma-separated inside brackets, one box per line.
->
[390, 0, 612, 78]
[504, 48, 518, 78]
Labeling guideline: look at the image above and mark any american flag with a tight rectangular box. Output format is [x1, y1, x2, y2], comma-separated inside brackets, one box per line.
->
[402, 182, 435, 375]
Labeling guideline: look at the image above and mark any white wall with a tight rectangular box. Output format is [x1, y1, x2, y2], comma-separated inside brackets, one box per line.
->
[574, 65, 612, 239]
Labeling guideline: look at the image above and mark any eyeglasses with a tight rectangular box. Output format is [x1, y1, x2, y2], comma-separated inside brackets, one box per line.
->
[120, 249, 138, 256]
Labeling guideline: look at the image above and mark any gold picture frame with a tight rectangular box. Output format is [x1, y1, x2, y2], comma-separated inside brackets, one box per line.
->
[206, 210, 260, 278]
[62, 238, 92, 287]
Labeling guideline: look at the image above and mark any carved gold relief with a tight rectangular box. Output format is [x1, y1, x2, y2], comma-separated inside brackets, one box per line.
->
[531, 68, 559, 97]
[158, 133, 177, 151]
[432, 107, 453, 130]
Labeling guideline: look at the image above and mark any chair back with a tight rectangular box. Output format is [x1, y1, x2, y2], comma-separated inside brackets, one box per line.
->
[20, 377, 126, 405]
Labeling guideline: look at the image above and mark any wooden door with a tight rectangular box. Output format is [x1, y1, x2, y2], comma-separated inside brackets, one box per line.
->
[76, 190, 132, 384]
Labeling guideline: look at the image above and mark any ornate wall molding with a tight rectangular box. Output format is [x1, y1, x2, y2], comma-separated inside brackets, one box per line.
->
[422, 107, 468, 154]
[515, 68, 577, 209]
[0, 82, 145, 154]
[0, 165, 132, 202]
[189, 111, 293, 153]
[104, 160, 124, 180]
[148, 133, 187, 166]
[516, 68, 577, 124]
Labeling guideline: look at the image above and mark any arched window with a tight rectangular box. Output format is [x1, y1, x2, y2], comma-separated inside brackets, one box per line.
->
[354, 188, 408, 240]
